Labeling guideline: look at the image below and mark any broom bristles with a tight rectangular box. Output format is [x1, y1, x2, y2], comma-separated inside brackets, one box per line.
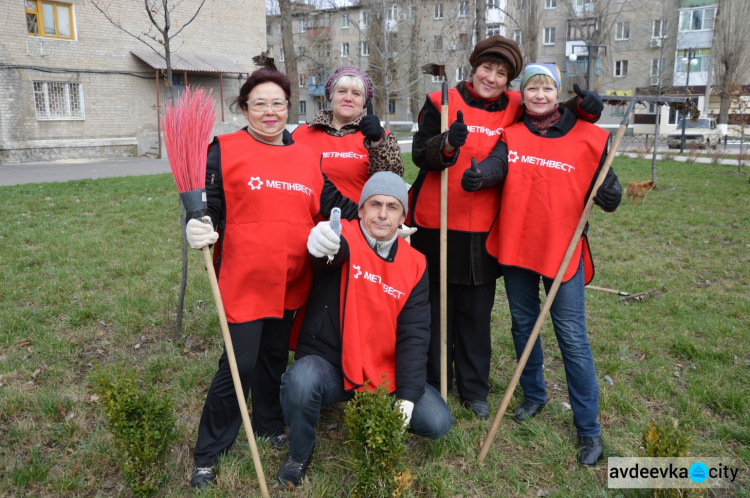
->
[162, 86, 216, 193]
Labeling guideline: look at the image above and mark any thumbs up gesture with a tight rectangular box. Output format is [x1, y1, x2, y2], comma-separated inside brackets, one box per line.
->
[447, 110, 468, 148]
[360, 101, 385, 142]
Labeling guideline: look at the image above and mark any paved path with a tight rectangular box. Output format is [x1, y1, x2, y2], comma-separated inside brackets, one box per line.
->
[0, 157, 171, 186]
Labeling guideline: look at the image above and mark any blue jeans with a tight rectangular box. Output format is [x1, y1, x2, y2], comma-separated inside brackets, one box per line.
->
[502, 259, 600, 437]
[280, 355, 454, 462]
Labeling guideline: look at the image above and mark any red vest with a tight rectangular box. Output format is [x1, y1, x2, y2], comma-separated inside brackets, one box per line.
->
[486, 121, 609, 283]
[214, 130, 323, 323]
[339, 220, 427, 393]
[409, 88, 522, 232]
[292, 125, 370, 202]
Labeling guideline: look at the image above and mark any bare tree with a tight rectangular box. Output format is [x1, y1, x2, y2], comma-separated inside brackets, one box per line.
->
[503, 0, 540, 65]
[475, 0, 487, 42]
[711, 0, 750, 133]
[278, 0, 302, 125]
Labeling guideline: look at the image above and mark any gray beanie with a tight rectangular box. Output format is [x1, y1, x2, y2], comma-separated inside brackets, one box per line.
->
[358, 172, 409, 216]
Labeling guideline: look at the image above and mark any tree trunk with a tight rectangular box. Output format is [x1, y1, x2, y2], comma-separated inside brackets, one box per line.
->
[279, 0, 300, 127]
[475, 0, 486, 41]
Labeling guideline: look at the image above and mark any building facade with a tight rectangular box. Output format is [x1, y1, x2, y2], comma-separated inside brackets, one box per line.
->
[1, 0, 265, 163]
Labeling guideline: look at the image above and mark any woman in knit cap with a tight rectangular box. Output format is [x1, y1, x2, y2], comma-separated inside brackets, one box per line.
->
[409, 36, 604, 420]
[462, 63, 622, 466]
[292, 65, 404, 202]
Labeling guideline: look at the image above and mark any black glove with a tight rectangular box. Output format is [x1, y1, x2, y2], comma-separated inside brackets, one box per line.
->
[447, 110, 468, 148]
[360, 102, 384, 141]
[461, 158, 483, 192]
[593, 169, 622, 212]
[574, 83, 604, 117]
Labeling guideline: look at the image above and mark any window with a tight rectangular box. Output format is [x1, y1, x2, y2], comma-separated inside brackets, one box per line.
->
[650, 58, 663, 77]
[298, 19, 306, 33]
[487, 24, 501, 37]
[317, 100, 324, 112]
[615, 22, 630, 40]
[679, 6, 716, 32]
[299, 74, 305, 87]
[677, 49, 709, 73]
[459, 1, 469, 17]
[26, 0, 75, 40]
[317, 42, 331, 58]
[456, 66, 469, 81]
[299, 101, 307, 115]
[544, 27, 555, 45]
[614, 60, 628, 78]
[512, 29, 522, 43]
[610, 104, 626, 116]
[458, 33, 469, 50]
[279, 48, 284, 61]
[487, 0, 499, 8]
[342, 13, 349, 29]
[387, 4, 398, 21]
[341, 42, 349, 57]
[361, 10, 371, 27]
[33, 81, 83, 119]
[545, 0, 556, 8]
[432, 74, 442, 83]
[647, 102, 658, 114]
[389, 99, 396, 114]
[567, 17, 597, 41]
[652, 20, 664, 38]
[573, 0, 594, 6]
[361, 41, 370, 57]
[435, 3, 443, 19]
[434, 35, 443, 50]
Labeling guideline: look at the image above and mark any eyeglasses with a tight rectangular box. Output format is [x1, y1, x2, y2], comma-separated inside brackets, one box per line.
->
[247, 99, 288, 113]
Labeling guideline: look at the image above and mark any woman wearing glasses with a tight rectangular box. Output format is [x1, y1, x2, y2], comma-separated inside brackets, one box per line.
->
[292, 66, 404, 202]
[185, 67, 357, 489]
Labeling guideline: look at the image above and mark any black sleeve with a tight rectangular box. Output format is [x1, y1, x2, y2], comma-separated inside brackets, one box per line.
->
[394, 266, 430, 403]
[204, 137, 225, 228]
[320, 173, 360, 221]
[412, 96, 457, 172]
[309, 237, 350, 275]
[474, 139, 509, 189]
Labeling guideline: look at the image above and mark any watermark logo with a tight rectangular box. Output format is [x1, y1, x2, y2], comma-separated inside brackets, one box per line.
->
[608, 457, 738, 489]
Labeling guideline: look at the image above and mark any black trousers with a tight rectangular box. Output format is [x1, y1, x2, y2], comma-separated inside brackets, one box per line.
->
[194, 311, 294, 468]
[426, 281, 495, 402]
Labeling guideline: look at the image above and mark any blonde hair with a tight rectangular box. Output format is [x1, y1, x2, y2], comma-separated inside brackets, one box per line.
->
[523, 73, 557, 91]
[332, 75, 366, 95]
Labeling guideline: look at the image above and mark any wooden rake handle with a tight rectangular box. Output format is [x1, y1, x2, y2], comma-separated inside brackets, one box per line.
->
[478, 101, 635, 461]
[440, 81, 449, 402]
[201, 247, 270, 497]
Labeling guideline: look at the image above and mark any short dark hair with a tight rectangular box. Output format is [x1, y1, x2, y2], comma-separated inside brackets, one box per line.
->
[469, 53, 515, 89]
[232, 68, 291, 112]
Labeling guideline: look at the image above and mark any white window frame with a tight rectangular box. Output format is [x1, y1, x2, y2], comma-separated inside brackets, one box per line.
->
[387, 4, 398, 21]
[298, 19, 306, 33]
[459, 1, 469, 17]
[33, 81, 84, 120]
[341, 42, 349, 57]
[298, 74, 305, 87]
[456, 66, 469, 81]
[679, 6, 716, 32]
[299, 101, 307, 115]
[512, 29, 522, 43]
[545, 0, 556, 8]
[361, 41, 370, 57]
[361, 10, 371, 27]
[614, 60, 628, 78]
[487, 24, 501, 37]
[487, 0, 499, 9]
[435, 3, 443, 19]
[389, 99, 396, 114]
[432, 75, 442, 83]
[652, 19, 664, 38]
[650, 58, 663, 77]
[615, 21, 630, 41]
[341, 13, 349, 29]
[543, 27, 555, 45]
[434, 35, 443, 50]
[279, 48, 284, 61]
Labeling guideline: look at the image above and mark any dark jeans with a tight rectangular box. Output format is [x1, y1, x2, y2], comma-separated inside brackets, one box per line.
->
[194, 311, 294, 468]
[426, 281, 496, 402]
[502, 259, 601, 437]
[280, 355, 454, 462]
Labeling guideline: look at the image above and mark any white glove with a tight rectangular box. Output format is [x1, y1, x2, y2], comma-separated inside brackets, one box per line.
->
[186, 216, 218, 250]
[397, 399, 415, 427]
[307, 221, 341, 258]
[397, 224, 418, 245]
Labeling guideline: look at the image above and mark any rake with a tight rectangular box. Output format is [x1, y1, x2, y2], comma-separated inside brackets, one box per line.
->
[162, 87, 270, 497]
[478, 93, 699, 461]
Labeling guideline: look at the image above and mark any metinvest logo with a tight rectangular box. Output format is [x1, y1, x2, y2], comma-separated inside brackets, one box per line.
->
[608, 457, 738, 489]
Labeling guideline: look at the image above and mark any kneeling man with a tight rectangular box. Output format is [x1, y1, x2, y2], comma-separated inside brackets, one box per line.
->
[277, 172, 454, 489]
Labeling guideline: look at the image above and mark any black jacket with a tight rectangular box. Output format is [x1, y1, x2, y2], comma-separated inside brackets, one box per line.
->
[294, 224, 431, 403]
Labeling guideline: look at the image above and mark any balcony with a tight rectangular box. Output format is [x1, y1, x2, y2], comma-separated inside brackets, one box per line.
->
[308, 84, 325, 96]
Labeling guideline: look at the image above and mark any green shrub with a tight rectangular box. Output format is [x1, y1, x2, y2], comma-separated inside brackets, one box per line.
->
[639, 418, 691, 458]
[343, 378, 412, 497]
[89, 361, 178, 497]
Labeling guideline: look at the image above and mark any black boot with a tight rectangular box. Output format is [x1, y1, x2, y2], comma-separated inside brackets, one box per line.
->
[513, 400, 546, 422]
[276, 451, 314, 489]
[577, 436, 603, 467]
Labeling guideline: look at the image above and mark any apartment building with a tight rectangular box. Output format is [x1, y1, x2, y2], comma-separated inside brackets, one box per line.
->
[1, 0, 264, 163]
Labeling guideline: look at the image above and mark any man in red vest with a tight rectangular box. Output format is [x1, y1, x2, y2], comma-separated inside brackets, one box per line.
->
[277, 172, 454, 489]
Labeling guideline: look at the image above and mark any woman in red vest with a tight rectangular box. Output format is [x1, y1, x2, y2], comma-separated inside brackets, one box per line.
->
[184, 67, 357, 489]
[292, 66, 404, 202]
[462, 63, 622, 466]
[409, 36, 603, 419]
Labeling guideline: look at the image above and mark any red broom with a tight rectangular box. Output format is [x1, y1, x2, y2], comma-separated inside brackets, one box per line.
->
[162, 87, 270, 497]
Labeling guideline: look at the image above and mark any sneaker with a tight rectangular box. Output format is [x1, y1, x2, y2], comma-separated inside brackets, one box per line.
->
[190, 467, 216, 489]
[462, 399, 490, 419]
[513, 400, 546, 422]
[276, 452, 313, 489]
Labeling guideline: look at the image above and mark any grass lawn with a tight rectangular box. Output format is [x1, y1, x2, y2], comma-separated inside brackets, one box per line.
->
[0, 156, 748, 496]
